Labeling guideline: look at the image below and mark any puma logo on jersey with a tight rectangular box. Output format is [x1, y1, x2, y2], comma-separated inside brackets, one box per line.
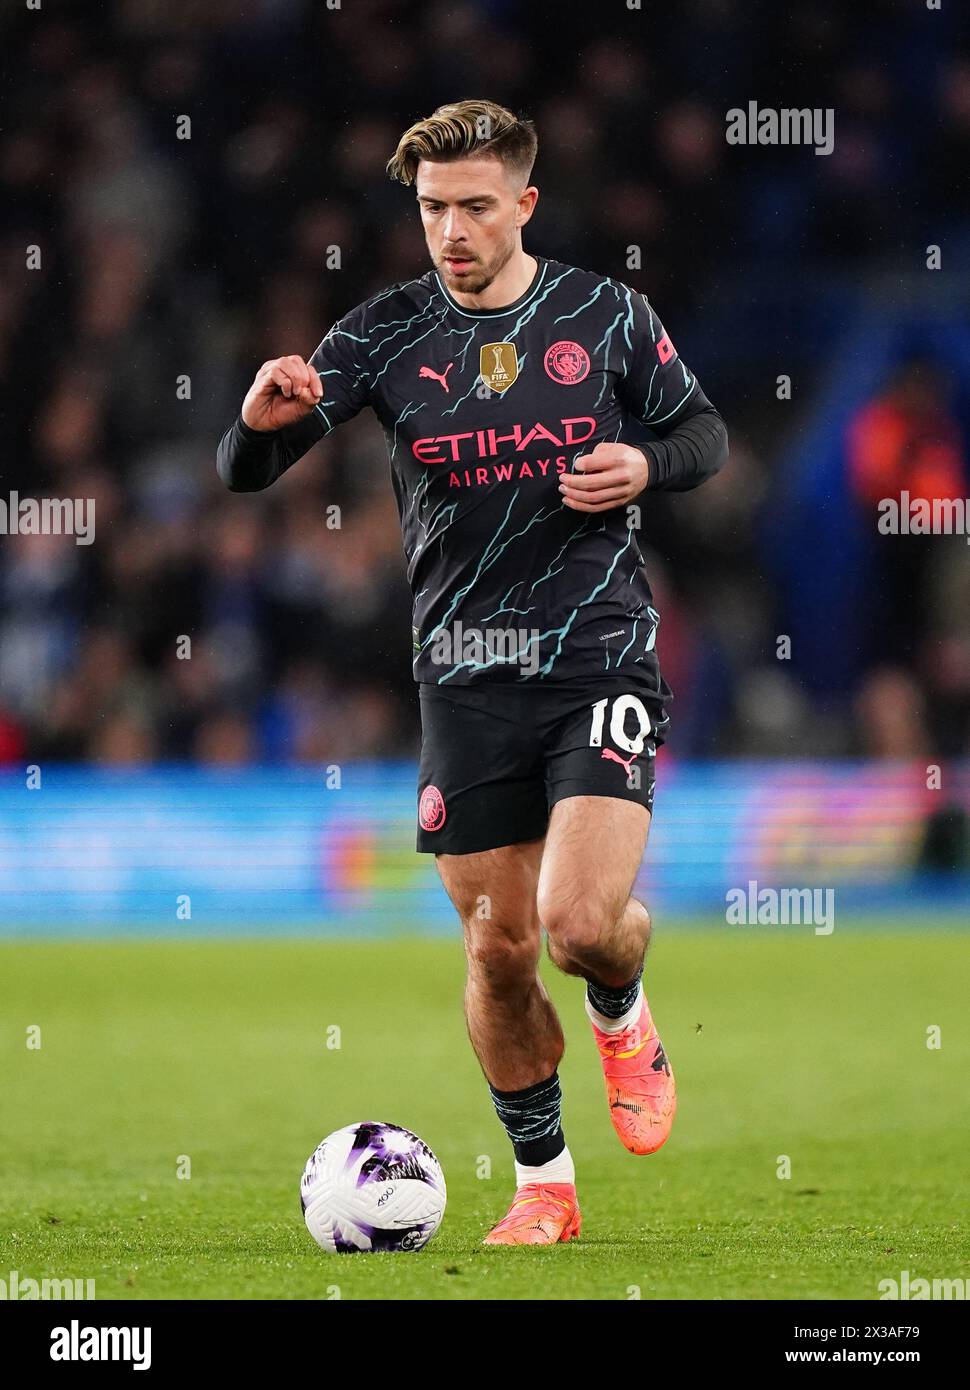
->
[601, 748, 638, 777]
[419, 362, 454, 393]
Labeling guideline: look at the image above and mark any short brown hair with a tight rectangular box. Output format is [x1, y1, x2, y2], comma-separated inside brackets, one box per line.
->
[386, 99, 537, 188]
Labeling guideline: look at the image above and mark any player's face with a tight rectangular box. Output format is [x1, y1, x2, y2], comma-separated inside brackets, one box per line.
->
[416, 155, 537, 295]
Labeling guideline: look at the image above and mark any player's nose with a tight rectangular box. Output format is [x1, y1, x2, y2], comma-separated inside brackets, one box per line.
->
[441, 210, 466, 243]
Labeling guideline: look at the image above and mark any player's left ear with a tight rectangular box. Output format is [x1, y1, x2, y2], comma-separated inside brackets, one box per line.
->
[515, 185, 539, 227]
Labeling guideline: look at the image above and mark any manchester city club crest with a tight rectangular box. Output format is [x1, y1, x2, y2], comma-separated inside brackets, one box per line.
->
[543, 339, 590, 385]
[479, 341, 519, 394]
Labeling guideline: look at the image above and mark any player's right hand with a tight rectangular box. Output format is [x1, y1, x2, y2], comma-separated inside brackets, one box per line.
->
[241, 355, 323, 431]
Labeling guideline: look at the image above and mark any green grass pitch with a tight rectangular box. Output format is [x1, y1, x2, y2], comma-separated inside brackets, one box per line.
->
[1, 927, 968, 1300]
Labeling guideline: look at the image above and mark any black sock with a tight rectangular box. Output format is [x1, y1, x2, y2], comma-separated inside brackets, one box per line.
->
[586, 962, 643, 1019]
[488, 1070, 566, 1166]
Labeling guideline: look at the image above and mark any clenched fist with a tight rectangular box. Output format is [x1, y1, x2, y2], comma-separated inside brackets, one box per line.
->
[241, 355, 323, 432]
[559, 441, 651, 512]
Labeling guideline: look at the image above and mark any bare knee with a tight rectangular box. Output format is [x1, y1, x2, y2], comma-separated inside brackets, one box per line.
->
[437, 843, 544, 994]
[539, 889, 613, 970]
[463, 916, 540, 994]
[541, 893, 651, 975]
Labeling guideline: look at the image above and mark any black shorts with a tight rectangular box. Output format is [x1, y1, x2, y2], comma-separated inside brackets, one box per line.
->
[416, 677, 670, 855]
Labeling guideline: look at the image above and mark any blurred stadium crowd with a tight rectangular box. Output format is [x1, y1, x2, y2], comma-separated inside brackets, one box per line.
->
[1, 0, 968, 766]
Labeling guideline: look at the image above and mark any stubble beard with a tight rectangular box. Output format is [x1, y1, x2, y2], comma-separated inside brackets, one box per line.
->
[436, 231, 516, 296]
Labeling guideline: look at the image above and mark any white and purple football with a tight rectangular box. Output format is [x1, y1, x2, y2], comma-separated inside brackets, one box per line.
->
[301, 1121, 446, 1253]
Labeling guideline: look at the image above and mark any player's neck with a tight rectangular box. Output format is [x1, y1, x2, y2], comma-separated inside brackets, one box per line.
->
[448, 251, 539, 312]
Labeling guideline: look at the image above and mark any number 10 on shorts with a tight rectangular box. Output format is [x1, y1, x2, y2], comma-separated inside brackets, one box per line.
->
[588, 694, 652, 755]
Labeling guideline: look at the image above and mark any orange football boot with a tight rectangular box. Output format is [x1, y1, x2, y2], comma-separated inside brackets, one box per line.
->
[590, 989, 676, 1155]
[483, 1182, 582, 1246]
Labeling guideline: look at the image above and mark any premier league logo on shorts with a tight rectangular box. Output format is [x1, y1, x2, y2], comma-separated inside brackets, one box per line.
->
[418, 783, 447, 832]
[544, 340, 590, 385]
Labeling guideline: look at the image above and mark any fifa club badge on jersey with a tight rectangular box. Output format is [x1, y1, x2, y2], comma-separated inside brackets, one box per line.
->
[479, 342, 519, 394]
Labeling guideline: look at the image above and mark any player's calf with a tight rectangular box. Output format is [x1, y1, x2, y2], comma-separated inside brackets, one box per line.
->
[437, 846, 579, 1242]
[542, 893, 675, 1157]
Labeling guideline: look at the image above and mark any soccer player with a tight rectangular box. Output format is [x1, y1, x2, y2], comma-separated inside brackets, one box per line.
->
[217, 100, 728, 1246]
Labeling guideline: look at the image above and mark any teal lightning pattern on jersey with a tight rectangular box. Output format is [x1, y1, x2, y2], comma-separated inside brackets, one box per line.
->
[217, 256, 728, 686]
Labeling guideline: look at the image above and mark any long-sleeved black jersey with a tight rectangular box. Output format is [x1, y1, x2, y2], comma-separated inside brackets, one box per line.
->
[217, 254, 727, 686]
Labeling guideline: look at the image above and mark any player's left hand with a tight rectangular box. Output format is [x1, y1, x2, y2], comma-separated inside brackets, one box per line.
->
[559, 442, 651, 512]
